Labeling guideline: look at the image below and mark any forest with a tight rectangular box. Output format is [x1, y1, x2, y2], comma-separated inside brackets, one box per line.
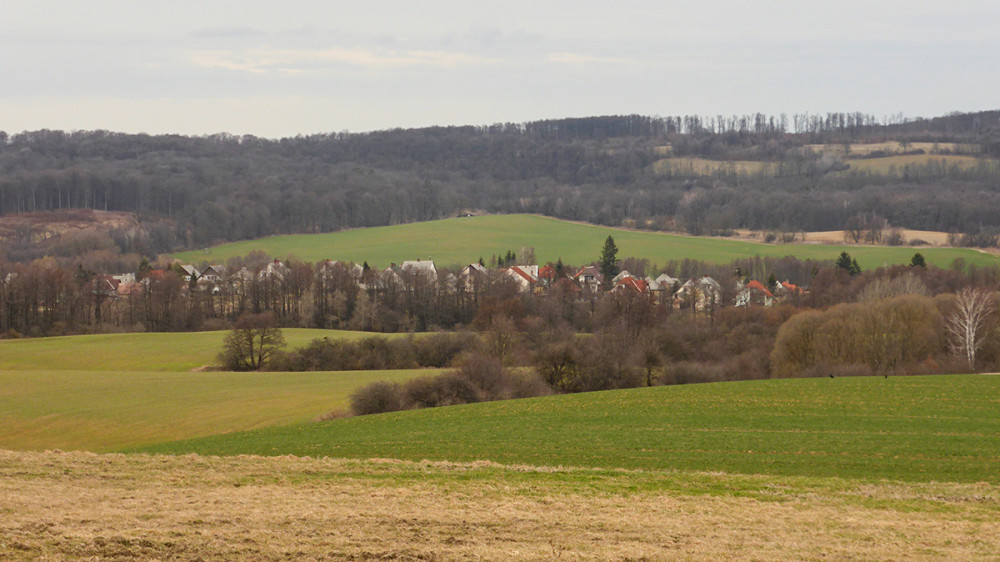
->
[1, 110, 1000, 264]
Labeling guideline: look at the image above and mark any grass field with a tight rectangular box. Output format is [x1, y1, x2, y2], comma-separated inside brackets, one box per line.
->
[0, 328, 401, 372]
[4, 451, 997, 560]
[171, 214, 1000, 270]
[651, 157, 772, 175]
[847, 153, 992, 174]
[134, 374, 1000, 484]
[0, 330, 433, 451]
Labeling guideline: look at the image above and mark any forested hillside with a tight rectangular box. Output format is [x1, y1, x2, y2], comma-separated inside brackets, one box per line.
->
[1, 110, 1000, 259]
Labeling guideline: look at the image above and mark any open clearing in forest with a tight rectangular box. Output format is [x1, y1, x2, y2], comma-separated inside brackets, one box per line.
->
[2, 450, 998, 560]
[170, 214, 999, 270]
[136, 374, 1000, 484]
[0, 330, 432, 451]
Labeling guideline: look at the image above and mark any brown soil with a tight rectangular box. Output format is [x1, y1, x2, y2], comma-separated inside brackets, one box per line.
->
[0, 209, 138, 242]
[1, 450, 997, 560]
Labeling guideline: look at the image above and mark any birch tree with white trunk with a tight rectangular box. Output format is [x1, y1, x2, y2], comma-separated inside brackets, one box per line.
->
[946, 288, 995, 370]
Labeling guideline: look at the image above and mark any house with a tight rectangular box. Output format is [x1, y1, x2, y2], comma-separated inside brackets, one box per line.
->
[93, 275, 121, 298]
[199, 265, 226, 283]
[735, 280, 774, 307]
[179, 265, 200, 282]
[111, 272, 136, 284]
[613, 276, 649, 294]
[457, 263, 488, 291]
[774, 280, 804, 301]
[675, 276, 721, 311]
[611, 270, 633, 285]
[574, 266, 604, 292]
[260, 260, 289, 281]
[503, 265, 537, 293]
[401, 260, 438, 282]
[538, 265, 557, 286]
[655, 273, 679, 291]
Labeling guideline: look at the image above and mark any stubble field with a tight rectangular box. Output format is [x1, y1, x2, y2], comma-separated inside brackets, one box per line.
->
[2, 451, 998, 560]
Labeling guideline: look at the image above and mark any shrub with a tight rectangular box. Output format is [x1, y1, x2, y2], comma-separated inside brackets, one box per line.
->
[349, 381, 406, 416]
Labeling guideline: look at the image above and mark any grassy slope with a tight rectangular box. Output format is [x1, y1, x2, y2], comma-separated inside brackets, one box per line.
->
[0, 330, 431, 451]
[135, 375, 1000, 483]
[0, 368, 435, 452]
[0, 328, 399, 372]
[172, 214, 999, 270]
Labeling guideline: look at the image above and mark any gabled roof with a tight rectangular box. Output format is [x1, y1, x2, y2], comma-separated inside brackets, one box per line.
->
[402, 260, 437, 280]
[778, 280, 802, 294]
[506, 265, 537, 284]
[574, 266, 603, 283]
[611, 270, 633, 284]
[615, 276, 649, 293]
[538, 265, 557, 280]
[743, 279, 774, 298]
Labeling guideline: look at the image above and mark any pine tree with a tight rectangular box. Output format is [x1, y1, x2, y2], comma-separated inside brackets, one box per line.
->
[599, 236, 620, 285]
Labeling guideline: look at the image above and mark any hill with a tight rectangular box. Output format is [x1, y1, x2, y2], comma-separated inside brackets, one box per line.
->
[3, 111, 1000, 260]
[0, 330, 432, 451]
[172, 214, 999, 270]
[134, 374, 1000, 483]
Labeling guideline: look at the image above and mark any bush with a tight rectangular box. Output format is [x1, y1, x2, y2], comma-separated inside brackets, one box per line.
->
[349, 381, 406, 416]
[457, 354, 511, 400]
[403, 372, 481, 409]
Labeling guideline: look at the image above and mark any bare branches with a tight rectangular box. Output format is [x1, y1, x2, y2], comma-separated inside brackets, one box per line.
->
[946, 288, 995, 370]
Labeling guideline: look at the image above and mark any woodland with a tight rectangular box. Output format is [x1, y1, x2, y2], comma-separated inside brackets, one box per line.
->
[1, 110, 1000, 265]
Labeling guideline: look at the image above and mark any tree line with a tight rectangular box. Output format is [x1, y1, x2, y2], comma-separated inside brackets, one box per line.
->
[2, 110, 1000, 261]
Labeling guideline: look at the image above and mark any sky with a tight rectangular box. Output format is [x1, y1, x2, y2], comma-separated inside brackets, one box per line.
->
[2, 0, 998, 138]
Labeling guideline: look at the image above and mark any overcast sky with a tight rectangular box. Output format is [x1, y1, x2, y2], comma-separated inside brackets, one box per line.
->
[2, 1, 998, 138]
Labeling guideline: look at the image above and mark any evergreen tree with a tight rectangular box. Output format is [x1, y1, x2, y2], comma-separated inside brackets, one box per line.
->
[910, 253, 926, 268]
[599, 236, 620, 285]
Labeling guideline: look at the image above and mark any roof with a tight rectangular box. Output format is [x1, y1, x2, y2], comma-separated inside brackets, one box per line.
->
[615, 277, 649, 293]
[506, 265, 537, 284]
[574, 266, 604, 283]
[744, 280, 774, 298]
[538, 265, 557, 280]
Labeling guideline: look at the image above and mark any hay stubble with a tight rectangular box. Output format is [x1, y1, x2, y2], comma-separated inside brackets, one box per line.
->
[2, 451, 997, 560]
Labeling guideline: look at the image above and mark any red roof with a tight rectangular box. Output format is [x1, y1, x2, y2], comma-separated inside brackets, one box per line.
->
[745, 280, 774, 298]
[780, 280, 801, 293]
[506, 266, 536, 284]
[615, 277, 649, 293]
[538, 265, 557, 280]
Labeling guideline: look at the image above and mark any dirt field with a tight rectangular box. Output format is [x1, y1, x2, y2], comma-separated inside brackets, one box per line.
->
[2, 451, 998, 560]
[0, 209, 138, 242]
[737, 228, 952, 246]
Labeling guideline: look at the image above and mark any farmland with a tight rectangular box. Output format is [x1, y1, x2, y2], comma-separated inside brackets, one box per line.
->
[135, 374, 1000, 484]
[3, 450, 998, 560]
[4, 330, 1000, 559]
[171, 214, 1000, 270]
[0, 330, 434, 451]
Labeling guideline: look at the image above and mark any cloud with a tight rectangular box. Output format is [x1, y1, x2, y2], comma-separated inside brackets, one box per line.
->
[188, 47, 496, 73]
[189, 26, 267, 38]
[547, 52, 637, 66]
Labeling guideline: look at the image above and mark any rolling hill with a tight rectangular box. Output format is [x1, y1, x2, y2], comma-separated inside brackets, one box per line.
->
[171, 214, 1000, 271]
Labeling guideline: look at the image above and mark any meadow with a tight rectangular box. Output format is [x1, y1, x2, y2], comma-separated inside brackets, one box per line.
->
[5, 331, 1000, 559]
[171, 214, 1000, 270]
[0, 329, 433, 451]
[135, 374, 1000, 484]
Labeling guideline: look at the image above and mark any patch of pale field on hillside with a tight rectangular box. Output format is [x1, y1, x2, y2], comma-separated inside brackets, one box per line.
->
[737, 229, 952, 246]
[2, 451, 998, 561]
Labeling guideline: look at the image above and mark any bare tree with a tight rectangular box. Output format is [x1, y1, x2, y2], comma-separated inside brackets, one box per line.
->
[946, 288, 995, 370]
[219, 312, 285, 371]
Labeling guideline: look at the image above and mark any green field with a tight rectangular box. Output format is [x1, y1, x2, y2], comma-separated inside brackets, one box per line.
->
[0, 329, 399, 372]
[172, 214, 999, 270]
[135, 374, 1000, 483]
[0, 330, 434, 451]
